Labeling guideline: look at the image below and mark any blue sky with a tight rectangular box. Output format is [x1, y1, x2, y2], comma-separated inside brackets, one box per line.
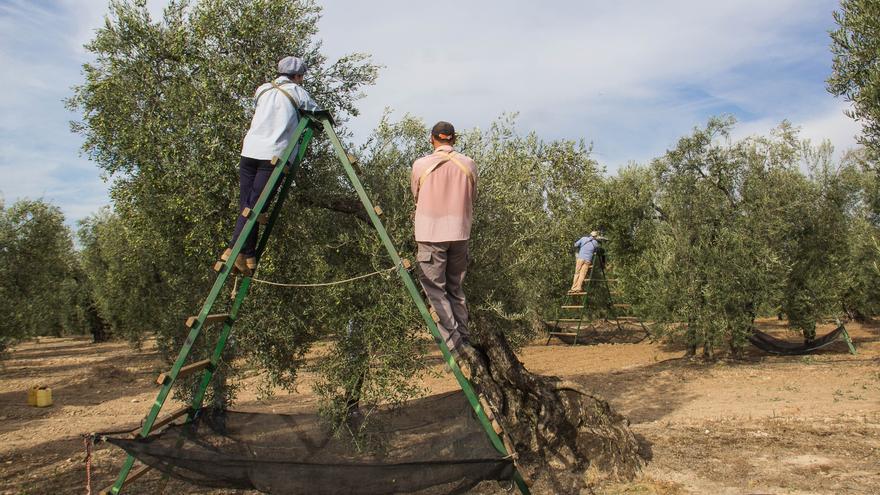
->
[0, 0, 862, 228]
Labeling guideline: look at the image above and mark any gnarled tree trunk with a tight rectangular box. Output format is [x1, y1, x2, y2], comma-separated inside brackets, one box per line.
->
[462, 331, 644, 493]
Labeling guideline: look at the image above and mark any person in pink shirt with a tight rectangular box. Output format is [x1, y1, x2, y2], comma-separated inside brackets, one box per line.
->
[411, 121, 478, 360]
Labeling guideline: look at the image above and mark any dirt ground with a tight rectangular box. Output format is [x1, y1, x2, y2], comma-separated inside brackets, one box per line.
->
[1, 319, 878, 495]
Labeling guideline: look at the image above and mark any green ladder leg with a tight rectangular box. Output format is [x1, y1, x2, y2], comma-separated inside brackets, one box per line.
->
[103, 120, 312, 495]
[189, 127, 315, 414]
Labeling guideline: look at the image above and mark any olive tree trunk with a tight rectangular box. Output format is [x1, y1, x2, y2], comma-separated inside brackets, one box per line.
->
[461, 331, 644, 492]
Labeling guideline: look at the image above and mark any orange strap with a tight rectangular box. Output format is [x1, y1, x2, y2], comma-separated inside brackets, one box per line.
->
[415, 151, 475, 203]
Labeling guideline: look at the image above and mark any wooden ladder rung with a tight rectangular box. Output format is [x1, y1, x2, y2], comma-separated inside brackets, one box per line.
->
[185, 313, 230, 328]
[156, 359, 213, 385]
[549, 331, 579, 336]
[613, 303, 632, 308]
[99, 465, 152, 495]
[133, 406, 190, 438]
[561, 305, 583, 309]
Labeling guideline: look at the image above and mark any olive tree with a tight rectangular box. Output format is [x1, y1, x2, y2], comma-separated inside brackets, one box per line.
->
[69, 0, 643, 488]
[829, 0, 880, 158]
[0, 198, 79, 350]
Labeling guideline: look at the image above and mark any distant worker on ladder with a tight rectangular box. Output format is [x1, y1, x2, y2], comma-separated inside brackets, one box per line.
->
[221, 55, 321, 274]
[411, 121, 479, 362]
[569, 230, 600, 294]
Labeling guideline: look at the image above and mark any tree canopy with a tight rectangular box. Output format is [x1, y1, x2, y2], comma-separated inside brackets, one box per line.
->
[0, 198, 84, 351]
[828, 0, 880, 158]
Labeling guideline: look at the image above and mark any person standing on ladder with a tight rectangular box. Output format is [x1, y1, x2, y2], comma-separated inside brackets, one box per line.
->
[411, 121, 479, 361]
[221, 55, 321, 274]
[569, 230, 600, 294]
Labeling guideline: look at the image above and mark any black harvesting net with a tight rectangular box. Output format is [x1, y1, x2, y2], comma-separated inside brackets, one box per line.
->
[748, 324, 847, 355]
[107, 390, 514, 494]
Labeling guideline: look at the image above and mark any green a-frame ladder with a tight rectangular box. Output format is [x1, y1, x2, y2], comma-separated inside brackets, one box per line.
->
[546, 248, 646, 345]
[100, 110, 530, 495]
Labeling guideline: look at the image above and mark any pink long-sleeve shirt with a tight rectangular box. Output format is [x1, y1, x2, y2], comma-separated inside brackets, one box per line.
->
[410, 145, 478, 242]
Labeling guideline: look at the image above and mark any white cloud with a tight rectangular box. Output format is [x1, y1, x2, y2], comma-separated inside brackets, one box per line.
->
[730, 101, 860, 155]
[317, 0, 850, 167]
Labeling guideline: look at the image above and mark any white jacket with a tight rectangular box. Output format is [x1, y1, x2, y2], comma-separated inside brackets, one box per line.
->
[240, 76, 320, 162]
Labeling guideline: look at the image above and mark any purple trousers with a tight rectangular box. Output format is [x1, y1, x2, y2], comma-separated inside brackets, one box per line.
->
[228, 156, 278, 256]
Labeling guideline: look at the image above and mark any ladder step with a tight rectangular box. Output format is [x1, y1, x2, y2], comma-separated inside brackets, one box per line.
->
[561, 305, 584, 309]
[613, 303, 632, 308]
[99, 465, 151, 495]
[549, 331, 579, 336]
[156, 359, 213, 385]
[185, 313, 230, 328]
[132, 406, 190, 438]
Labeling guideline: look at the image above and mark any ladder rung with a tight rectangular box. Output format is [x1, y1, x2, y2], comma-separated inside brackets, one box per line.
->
[99, 465, 151, 495]
[561, 305, 583, 309]
[567, 292, 586, 296]
[133, 406, 190, 438]
[185, 313, 230, 328]
[156, 359, 213, 385]
[549, 331, 579, 336]
[613, 303, 632, 308]
[557, 318, 584, 322]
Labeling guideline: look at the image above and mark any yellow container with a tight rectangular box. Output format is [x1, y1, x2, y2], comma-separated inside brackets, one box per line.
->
[30, 386, 53, 407]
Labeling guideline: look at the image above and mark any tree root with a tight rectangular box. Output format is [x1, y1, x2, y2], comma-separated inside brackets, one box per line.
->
[460, 331, 644, 492]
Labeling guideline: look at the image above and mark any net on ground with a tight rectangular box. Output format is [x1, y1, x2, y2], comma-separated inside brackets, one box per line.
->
[106, 390, 515, 494]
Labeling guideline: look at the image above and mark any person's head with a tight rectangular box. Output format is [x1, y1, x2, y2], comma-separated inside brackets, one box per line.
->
[430, 121, 456, 148]
[590, 230, 599, 238]
[277, 56, 307, 83]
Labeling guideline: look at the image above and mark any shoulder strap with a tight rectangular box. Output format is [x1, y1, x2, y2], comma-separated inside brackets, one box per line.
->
[271, 81, 302, 109]
[418, 151, 474, 187]
[254, 82, 302, 111]
[415, 151, 475, 204]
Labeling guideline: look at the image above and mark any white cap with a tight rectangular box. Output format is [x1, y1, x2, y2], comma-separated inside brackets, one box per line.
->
[277, 56, 307, 76]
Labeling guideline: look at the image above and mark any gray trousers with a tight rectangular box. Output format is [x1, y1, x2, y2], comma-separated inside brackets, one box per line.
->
[416, 240, 470, 350]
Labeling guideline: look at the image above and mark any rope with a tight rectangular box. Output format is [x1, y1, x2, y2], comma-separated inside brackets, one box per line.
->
[251, 263, 400, 288]
[83, 435, 93, 495]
